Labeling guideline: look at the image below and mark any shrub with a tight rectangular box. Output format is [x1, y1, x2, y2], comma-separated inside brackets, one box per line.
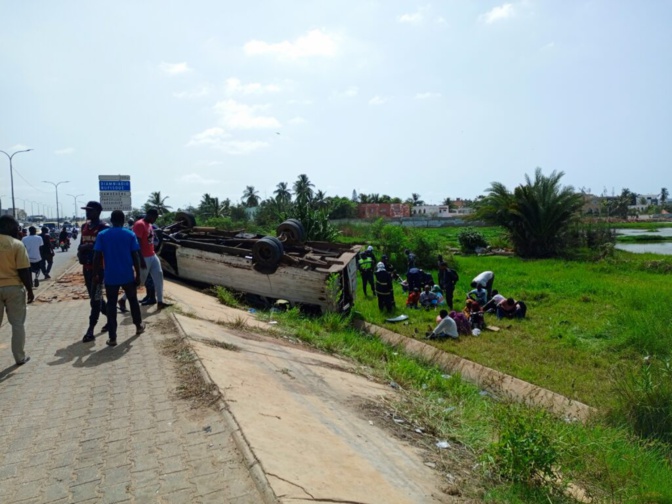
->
[610, 358, 672, 444]
[484, 404, 564, 485]
[406, 228, 441, 270]
[458, 228, 488, 254]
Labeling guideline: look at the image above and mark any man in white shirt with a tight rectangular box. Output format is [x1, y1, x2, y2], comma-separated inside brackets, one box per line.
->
[426, 310, 458, 339]
[22, 226, 44, 288]
[482, 289, 506, 313]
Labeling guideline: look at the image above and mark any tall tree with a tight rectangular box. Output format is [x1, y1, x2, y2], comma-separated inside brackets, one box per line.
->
[474, 168, 583, 258]
[241, 186, 260, 207]
[199, 193, 229, 218]
[661, 187, 669, 205]
[144, 191, 172, 214]
[293, 174, 314, 205]
[274, 182, 292, 204]
[405, 193, 424, 206]
[313, 189, 328, 209]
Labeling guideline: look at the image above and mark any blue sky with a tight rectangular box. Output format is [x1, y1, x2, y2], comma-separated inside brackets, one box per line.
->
[1, 0, 671, 216]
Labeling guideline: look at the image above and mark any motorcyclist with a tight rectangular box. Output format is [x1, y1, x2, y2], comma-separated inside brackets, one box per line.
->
[59, 226, 70, 250]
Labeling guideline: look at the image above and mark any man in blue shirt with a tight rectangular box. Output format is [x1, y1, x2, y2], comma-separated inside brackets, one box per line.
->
[92, 210, 145, 346]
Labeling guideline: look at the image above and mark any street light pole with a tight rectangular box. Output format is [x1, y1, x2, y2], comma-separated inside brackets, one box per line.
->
[43, 180, 69, 228]
[0, 148, 33, 219]
[66, 193, 84, 222]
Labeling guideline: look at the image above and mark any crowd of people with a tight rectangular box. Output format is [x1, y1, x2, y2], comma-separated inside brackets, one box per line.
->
[0, 200, 172, 364]
[358, 246, 527, 341]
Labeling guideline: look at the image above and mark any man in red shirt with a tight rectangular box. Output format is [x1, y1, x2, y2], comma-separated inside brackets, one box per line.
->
[119, 208, 171, 311]
[77, 201, 109, 342]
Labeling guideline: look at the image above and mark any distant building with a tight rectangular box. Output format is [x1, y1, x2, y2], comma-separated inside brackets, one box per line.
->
[358, 203, 410, 219]
[410, 205, 450, 217]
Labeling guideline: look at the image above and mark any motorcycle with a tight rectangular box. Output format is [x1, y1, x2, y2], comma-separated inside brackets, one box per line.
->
[60, 237, 70, 252]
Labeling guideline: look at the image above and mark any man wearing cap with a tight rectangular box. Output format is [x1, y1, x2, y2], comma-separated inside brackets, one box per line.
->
[77, 201, 109, 342]
[0, 215, 34, 365]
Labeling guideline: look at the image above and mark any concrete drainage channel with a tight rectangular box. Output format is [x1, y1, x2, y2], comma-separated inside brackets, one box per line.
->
[353, 320, 594, 423]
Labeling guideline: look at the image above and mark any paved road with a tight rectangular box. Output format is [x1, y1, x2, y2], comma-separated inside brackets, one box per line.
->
[0, 236, 263, 503]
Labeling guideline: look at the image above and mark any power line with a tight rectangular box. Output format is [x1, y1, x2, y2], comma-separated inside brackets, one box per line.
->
[11, 165, 50, 194]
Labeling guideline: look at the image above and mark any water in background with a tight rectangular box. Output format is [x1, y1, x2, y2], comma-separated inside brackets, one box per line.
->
[615, 228, 672, 255]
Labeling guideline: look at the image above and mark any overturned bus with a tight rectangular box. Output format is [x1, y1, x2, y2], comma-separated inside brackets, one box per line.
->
[156, 213, 360, 313]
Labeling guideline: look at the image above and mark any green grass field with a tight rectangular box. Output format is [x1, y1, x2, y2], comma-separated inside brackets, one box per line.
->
[352, 249, 672, 410]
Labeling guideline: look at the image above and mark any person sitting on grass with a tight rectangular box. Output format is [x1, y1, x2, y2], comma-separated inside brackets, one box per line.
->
[431, 284, 445, 305]
[419, 284, 438, 309]
[406, 287, 420, 309]
[449, 310, 471, 336]
[496, 298, 527, 319]
[426, 309, 458, 340]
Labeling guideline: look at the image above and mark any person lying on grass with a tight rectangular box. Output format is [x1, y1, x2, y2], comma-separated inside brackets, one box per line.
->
[496, 298, 527, 319]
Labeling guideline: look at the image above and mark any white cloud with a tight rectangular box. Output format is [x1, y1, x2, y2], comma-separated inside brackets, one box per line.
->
[216, 140, 269, 156]
[224, 78, 281, 95]
[54, 147, 75, 155]
[414, 92, 442, 100]
[398, 5, 431, 25]
[173, 85, 212, 99]
[214, 99, 281, 130]
[178, 173, 220, 185]
[244, 29, 338, 60]
[481, 3, 515, 24]
[540, 42, 556, 51]
[186, 128, 268, 155]
[159, 62, 192, 75]
[288, 117, 307, 125]
[332, 86, 359, 99]
[186, 127, 231, 147]
[368, 95, 388, 106]
[287, 99, 313, 105]
[8, 144, 30, 151]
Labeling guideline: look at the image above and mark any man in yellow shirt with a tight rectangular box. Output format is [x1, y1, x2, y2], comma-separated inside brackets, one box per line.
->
[0, 215, 35, 365]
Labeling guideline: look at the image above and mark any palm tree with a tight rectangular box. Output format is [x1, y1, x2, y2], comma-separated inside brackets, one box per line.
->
[144, 191, 172, 214]
[313, 190, 328, 209]
[199, 193, 229, 218]
[293, 174, 314, 205]
[274, 182, 292, 204]
[404, 193, 424, 206]
[475, 168, 583, 258]
[241, 186, 260, 207]
[358, 193, 370, 204]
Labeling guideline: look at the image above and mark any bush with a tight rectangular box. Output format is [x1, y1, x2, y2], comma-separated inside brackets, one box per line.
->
[458, 228, 488, 254]
[610, 358, 672, 444]
[406, 228, 440, 270]
[485, 404, 564, 485]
